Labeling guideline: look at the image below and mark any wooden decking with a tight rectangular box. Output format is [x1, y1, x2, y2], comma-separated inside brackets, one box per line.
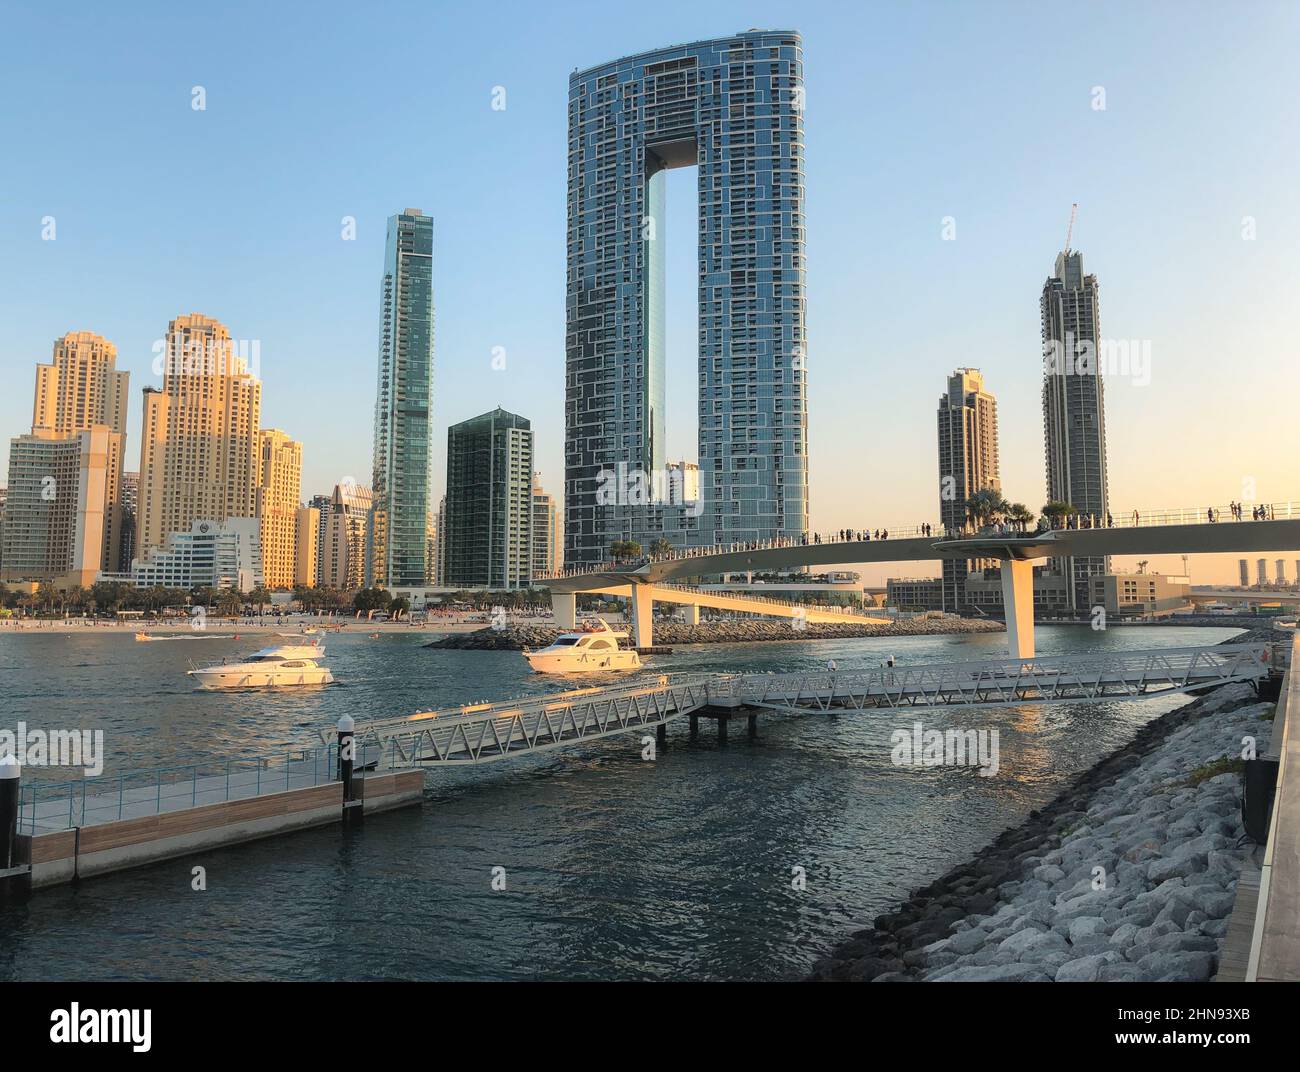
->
[1214, 865, 1261, 982]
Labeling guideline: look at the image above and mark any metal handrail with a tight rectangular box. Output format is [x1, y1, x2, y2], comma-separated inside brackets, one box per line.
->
[16, 743, 340, 836]
[535, 502, 1300, 579]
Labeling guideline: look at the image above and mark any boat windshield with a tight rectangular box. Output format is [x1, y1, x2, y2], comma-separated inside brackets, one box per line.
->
[551, 637, 580, 646]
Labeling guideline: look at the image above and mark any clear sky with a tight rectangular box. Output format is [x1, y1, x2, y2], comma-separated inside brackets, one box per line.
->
[2, 0, 1297, 585]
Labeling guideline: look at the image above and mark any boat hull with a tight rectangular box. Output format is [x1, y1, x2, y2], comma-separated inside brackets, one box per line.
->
[523, 651, 641, 674]
[188, 668, 335, 689]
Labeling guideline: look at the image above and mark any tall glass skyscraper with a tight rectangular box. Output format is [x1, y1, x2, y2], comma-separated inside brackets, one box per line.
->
[367, 209, 435, 588]
[1042, 249, 1110, 610]
[443, 408, 534, 590]
[564, 30, 808, 565]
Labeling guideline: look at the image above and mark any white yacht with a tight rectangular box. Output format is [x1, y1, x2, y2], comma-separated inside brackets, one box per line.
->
[523, 619, 642, 674]
[187, 643, 334, 689]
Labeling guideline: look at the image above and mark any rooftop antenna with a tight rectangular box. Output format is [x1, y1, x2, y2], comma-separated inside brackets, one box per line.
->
[1063, 202, 1078, 254]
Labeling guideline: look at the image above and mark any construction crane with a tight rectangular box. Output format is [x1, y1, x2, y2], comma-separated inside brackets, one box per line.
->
[1063, 202, 1078, 253]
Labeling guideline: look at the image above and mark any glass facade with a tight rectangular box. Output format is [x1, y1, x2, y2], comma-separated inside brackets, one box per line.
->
[443, 408, 534, 590]
[369, 210, 435, 588]
[1042, 250, 1111, 610]
[564, 31, 808, 565]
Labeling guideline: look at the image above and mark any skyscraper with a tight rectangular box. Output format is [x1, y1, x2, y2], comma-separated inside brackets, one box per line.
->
[1042, 249, 1110, 610]
[138, 313, 261, 552]
[1239, 559, 1250, 587]
[531, 472, 559, 578]
[367, 209, 435, 588]
[256, 429, 303, 589]
[443, 408, 534, 589]
[2, 427, 122, 587]
[3, 334, 129, 584]
[937, 369, 1000, 608]
[33, 331, 129, 438]
[307, 493, 331, 586]
[564, 31, 808, 565]
[294, 505, 319, 589]
[323, 482, 372, 590]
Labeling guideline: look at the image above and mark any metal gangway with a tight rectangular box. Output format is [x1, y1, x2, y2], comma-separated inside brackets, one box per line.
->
[327, 676, 715, 768]
[714, 642, 1274, 714]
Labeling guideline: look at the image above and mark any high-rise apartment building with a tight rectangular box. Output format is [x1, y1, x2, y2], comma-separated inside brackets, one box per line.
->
[443, 408, 533, 589]
[33, 331, 129, 438]
[2, 334, 130, 585]
[138, 313, 261, 553]
[255, 429, 302, 588]
[367, 209, 435, 588]
[307, 493, 331, 586]
[531, 472, 559, 579]
[937, 369, 1000, 608]
[1, 427, 123, 587]
[118, 470, 139, 572]
[323, 482, 373, 590]
[294, 506, 319, 588]
[1257, 559, 1268, 587]
[1042, 249, 1110, 609]
[1239, 559, 1250, 587]
[564, 31, 808, 564]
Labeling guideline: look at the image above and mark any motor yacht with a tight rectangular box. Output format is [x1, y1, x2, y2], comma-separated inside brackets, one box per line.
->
[187, 642, 334, 689]
[522, 619, 641, 674]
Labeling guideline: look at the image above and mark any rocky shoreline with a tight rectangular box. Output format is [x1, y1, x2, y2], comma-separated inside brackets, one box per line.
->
[809, 679, 1273, 982]
[425, 617, 1006, 650]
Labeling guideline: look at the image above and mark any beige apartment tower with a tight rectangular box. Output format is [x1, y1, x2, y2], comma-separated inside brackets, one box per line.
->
[294, 505, 320, 588]
[2, 332, 129, 584]
[138, 314, 261, 553]
[937, 368, 1001, 609]
[323, 482, 373, 589]
[33, 331, 130, 438]
[256, 429, 303, 588]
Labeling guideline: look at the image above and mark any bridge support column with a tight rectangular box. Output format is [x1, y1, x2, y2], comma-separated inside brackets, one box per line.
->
[689, 714, 698, 739]
[717, 716, 728, 745]
[630, 585, 653, 648]
[683, 603, 700, 626]
[747, 713, 757, 739]
[551, 592, 576, 630]
[656, 723, 667, 750]
[1000, 559, 1035, 660]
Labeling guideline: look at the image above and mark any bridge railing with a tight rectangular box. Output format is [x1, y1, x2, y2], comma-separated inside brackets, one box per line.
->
[16, 745, 340, 836]
[534, 501, 1300, 580]
[717, 642, 1272, 702]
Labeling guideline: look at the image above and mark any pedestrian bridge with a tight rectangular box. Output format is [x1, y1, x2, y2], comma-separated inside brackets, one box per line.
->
[325, 642, 1274, 768]
[542, 507, 1300, 657]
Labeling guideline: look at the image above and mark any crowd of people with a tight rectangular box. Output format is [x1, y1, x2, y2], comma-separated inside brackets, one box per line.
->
[547, 501, 1289, 578]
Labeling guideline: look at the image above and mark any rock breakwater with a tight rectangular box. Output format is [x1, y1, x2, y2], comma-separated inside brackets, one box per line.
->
[425, 617, 1005, 650]
[810, 681, 1273, 982]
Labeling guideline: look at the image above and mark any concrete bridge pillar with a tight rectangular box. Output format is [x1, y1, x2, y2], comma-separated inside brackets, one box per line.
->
[683, 603, 700, 626]
[630, 585, 653, 648]
[551, 592, 577, 630]
[1000, 559, 1035, 660]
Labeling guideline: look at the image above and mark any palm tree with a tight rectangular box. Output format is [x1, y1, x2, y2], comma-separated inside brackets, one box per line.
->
[1041, 500, 1077, 530]
[248, 586, 272, 618]
[649, 538, 673, 558]
[966, 489, 1009, 530]
[1006, 502, 1035, 533]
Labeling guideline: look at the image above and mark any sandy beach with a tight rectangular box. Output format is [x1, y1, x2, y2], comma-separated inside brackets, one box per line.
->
[0, 614, 567, 637]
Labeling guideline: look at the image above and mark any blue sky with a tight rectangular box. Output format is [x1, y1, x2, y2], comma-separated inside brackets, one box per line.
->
[2, 0, 1297, 583]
